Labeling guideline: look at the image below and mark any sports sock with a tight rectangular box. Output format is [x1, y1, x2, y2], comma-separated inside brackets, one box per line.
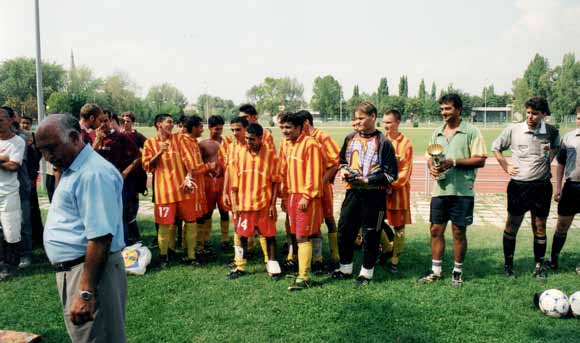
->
[167, 224, 177, 251]
[312, 236, 323, 263]
[432, 259, 442, 276]
[551, 232, 567, 263]
[234, 245, 246, 271]
[158, 224, 172, 255]
[259, 236, 269, 264]
[359, 266, 374, 279]
[502, 231, 516, 266]
[533, 235, 547, 263]
[380, 230, 393, 253]
[339, 263, 353, 275]
[220, 220, 230, 243]
[392, 229, 405, 265]
[297, 241, 313, 281]
[327, 232, 339, 263]
[184, 222, 198, 260]
[453, 261, 463, 274]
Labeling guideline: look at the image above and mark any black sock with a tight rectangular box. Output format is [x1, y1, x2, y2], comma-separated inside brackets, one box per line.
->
[551, 232, 567, 262]
[503, 231, 516, 266]
[533, 235, 547, 263]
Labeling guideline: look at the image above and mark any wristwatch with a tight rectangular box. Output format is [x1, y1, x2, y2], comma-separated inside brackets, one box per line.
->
[80, 290, 94, 301]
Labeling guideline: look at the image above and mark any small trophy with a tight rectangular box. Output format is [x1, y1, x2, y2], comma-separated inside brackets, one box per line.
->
[427, 143, 446, 180]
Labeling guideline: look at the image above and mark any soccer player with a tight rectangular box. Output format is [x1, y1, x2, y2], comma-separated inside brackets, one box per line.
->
[493, 96, 560, 279]
[418, 94, 487, 287]
[228, 123, 282, 280]
[278, 112, 324, 291]
[380, 109, 413, 272]
[199, 115, 231, 252]
[142, 114, 205, 267]
[239, 104, 275, 151]
[331, 102, 398, 287]
[549, 105, 580, 274]
[298, 110, 341, 272]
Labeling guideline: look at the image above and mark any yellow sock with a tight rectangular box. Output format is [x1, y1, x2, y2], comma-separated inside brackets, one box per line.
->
[168, 225, 177, 252]
[328, 232, 339, 263]
[312, 236, 323, 263]
[181, 224, 187, 250]
[184, 222, 198, 260]
[204, 220, 212, 243]
[380, 230, 393, 253]
[234, 232, 241, 247]
[297, 241, 313, 281]
[196, 223, 204, 252]
[158, 224, 172, 255]
[234, 246, 247, 272]
[220, 220, 230, 242]
[248, 235, 257, 251]
[392, 229, 405, 265]
[259, 236, 268, 264]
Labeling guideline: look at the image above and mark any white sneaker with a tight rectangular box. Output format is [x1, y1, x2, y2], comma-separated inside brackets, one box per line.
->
[18, 256, 31, 269]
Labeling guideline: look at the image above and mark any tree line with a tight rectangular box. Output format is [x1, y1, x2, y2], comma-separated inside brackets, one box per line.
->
[0, 52, 578, 125]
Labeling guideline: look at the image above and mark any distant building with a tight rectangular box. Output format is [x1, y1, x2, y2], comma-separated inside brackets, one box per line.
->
[471, 106, 513, 123]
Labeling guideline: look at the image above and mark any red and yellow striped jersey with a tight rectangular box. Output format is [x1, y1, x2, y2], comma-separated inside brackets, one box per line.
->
[278, 132, 323, 200]
[223, 139, 247, 201]
[310, 127, 340, 169]
[231, 145, 280, 211]
[181, 134, 209, 213]
[387, 132, 413, 210]
[263, 128, 276, 152]
[142, 133, 194, 204]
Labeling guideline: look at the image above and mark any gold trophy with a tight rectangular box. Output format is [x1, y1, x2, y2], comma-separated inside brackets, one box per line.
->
[427, 143, 446, 180]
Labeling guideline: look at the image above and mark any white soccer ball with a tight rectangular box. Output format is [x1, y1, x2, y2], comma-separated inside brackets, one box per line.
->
[569, 291, 580, 318]
[539, 289, 570, 318]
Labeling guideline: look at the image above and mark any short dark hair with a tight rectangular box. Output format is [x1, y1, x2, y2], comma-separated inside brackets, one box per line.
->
[355, 102, 377, 117]
[121, 111, 136, 122]
[230, 116, 249, 128]
[103, 108, 113, 119]
[0, 106, 15, 118]
[154, 113, 172, 127]
[239, 104, 258, 116]
[21, 115, 33, 122]
[177, 114, 188, 125]
[246, 123, 263, 137]
[208, 115, 225, 127]
[279, 112, 305, 128]
[438, 93, 463, 111]
[295, 110, 314, 126]
[384, 109, 402, 121]
[185, 115, 204, 133]
[524, 96, 551, 115]
[80, 103, 103, 121]
[111, 112, 120, 125]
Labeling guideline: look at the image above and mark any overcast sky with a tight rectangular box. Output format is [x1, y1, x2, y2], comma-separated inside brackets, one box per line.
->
[1, 0, 579, 104]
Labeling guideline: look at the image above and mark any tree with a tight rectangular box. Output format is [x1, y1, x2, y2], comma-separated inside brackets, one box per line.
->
[100, 72, 140, 113]
[146, 83, 188, 114]
[246, 77, 305, 118]
[430, 82, 437, 100]
[310, 75, 342, 121]
[512, 53, 551, 113]
[0, 57, 66, 115]
[197, 94, 237, 121]
[346, 84, 362, 117]
[398, 75, 408, 98]
[418, 79, 426, 100]
[549, 53, 580, 123]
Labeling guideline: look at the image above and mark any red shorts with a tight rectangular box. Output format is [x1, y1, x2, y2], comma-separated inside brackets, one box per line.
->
[321, 183, 334, 218]
[154, 198, 198, 224]
[235, 208, 276, 238]
[204, 176, 226, 212]
[287, 194, 323, 238]
[386, 209, 412, 227]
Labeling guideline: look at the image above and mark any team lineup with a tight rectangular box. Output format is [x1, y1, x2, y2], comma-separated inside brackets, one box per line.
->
[120, 93, 579, 291]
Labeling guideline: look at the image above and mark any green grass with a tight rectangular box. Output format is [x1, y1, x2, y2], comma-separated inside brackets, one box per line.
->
[1, 216, 579, 342]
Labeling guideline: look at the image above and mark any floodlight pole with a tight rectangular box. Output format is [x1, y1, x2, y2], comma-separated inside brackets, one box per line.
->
[34, 0, 46, 190]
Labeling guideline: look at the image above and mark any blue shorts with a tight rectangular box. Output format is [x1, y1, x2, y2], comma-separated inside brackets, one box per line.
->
[430, 196, 474, 227]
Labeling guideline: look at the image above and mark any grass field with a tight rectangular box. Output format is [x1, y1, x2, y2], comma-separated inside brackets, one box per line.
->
[1, 216, 579, 342]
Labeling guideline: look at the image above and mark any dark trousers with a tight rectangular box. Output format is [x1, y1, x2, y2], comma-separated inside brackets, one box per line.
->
[46, 174, 56, 202]
[30, 186, 44, 247]
[337, 189, 386, 269]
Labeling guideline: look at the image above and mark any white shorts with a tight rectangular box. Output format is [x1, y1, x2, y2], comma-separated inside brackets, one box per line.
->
[0, 191, 21, 243]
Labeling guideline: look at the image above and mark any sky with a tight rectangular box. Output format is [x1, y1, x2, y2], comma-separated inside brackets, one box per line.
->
[1, 0, 579, 104]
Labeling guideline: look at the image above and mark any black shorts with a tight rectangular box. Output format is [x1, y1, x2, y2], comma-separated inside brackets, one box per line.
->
[430, 196, 474, 227]
[507, 179, 552, 218]
[557, 181, 580, 216]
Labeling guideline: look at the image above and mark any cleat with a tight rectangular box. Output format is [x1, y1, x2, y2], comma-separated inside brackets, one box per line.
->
[355, 276, 371, 287]
[18, 256, 32, 269]
[417, 271, 443, 284]
[282, 259, 298, 273]
[330, 270, 352, 280]
[312, 261, 325, 275]
[181, 258, 201, 267]
[385, 262, 398, 273]
[159, 255, 169, 269]
[545, 259, 558, 270]
[270, 273, 282, 281]
[533, 263, 547, 280]
[451, 271, 464, 288]
[288, 278, 311, 292]
[325, 261, 340, 273]
[227, 269, 246, 280]
[504, 264, 516, 278]
[377, 250, 394, 266]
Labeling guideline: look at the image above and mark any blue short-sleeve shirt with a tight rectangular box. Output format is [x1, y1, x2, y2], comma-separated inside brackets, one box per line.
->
[44, 145, 125, 264]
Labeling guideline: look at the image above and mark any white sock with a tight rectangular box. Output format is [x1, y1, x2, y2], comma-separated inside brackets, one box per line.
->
[339, 263, 353, 275]
[453, 262, 463, 273]
[359, 266, 374, 279]
[432, 259, 442, 276]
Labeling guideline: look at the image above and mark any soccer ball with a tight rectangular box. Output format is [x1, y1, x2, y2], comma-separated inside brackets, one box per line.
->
[538, 289, 570, 318]
[569, 291, 580, 318]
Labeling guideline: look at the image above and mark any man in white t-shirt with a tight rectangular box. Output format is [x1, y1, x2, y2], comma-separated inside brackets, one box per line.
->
[0, 107, 25, 281]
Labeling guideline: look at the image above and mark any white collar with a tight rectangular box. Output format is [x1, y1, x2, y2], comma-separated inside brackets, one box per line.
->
[522, 120, 546, 134]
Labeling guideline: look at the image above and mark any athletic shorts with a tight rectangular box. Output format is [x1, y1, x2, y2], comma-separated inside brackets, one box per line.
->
[287, 193, 323, 238]
[321, 183, 334, 218]
[430, 196, 474, 227]
[0, 191, 21, 243]
[507, 179, 552, 218]
[558, 181, 580, 216]
[235, 208, 276, 238]
[154, 198, 199, 225]
[387, 209, 412, 227]
[204, 176, 226, 212]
